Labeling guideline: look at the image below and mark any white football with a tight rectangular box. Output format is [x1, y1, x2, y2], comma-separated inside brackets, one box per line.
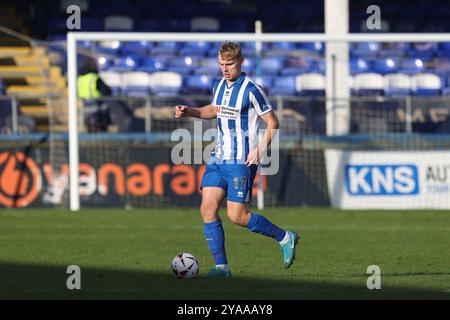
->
[171, 253, 199, 279]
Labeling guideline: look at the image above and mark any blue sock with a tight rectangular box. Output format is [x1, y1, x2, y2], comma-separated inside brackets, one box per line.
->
[246, 212, 286, 242]
[204, 220, 227, 265]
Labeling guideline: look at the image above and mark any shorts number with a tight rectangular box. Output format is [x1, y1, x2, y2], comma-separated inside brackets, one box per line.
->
[234, 176, 247, 190]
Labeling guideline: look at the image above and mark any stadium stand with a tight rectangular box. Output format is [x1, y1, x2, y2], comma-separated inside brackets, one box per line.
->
[1, 0, 450, 134]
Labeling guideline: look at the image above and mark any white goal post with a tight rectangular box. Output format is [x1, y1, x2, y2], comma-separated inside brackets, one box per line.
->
[67, 32, 450, 211]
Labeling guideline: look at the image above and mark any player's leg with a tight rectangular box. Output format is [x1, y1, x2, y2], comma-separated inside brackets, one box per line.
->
[200, 163, 231, 277]
[200, 187, 231, 277]
[225, 164, 299, 269]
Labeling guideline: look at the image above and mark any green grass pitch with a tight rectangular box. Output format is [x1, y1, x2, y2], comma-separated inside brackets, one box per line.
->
[0, 208, 449, 299]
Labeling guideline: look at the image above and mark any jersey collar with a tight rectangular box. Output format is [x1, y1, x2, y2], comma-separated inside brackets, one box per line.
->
[225, 72, 246, 88]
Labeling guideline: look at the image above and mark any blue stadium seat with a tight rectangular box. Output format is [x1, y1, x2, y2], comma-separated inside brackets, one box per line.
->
[179, 41, 210, 57]
[350, 58, 370, 75]
[184, 75, 213, 94]
[122, 72, 151, 97]
[96, 40, 122, 55]
[166, 56, 199, 75]
[297, 42, 324, 54]
[121, 41, 153, 55]
[271, 76, 296, 96]
[151, 42, 179, 56]
[408, 43, 438, 58]
[261, 57, 284, 75]
[242, 57, 255, 74]
[378, 43, 411, 58]
[371, 58, 399, 75]
[137, 57, 168, 73]
[351, 42, 381, 57]
[196, 57, 219, 76]
[437, 43, 450, 57]
[412, 73, 442, 96]
[109, 56, 140, 72]
[281, 57, 312, 76]
[96, 55, 115, 71]
[259, 76, 273, 91]
[270, 42, 297, 53]
[398, 58, 426, 74]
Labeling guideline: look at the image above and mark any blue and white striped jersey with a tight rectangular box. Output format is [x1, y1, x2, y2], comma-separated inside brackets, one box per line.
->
[210, 72, 272, 162]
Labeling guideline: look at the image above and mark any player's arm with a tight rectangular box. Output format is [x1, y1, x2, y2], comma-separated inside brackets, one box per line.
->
[174, 104, 217, 119]
[245, 110, 279, 166]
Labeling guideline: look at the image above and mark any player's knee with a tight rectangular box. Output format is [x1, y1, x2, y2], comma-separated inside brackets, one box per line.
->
[227, 209, 249, 226]
[200, 202, 219, 222]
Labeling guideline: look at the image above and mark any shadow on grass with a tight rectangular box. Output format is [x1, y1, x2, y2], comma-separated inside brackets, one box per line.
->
[0, 262, 448, 300]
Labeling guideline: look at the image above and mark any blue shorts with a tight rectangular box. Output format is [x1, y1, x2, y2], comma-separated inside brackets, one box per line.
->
[200, 160, 258, 203]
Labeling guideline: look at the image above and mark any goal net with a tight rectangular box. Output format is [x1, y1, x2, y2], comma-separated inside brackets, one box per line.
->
[63, 32, 450, 210]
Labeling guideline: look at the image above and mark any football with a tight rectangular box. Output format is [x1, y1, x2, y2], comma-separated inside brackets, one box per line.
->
[171, 253, 199, 279]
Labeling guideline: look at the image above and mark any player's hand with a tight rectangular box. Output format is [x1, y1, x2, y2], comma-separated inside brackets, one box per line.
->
[175, 105, 189, 118]
[245, 148, 262, 167]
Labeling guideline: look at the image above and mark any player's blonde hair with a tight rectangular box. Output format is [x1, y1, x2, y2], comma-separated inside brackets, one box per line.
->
[219, 41, 243, 60]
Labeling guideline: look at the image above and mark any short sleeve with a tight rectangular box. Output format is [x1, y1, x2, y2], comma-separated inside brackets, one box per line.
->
[249, 84, 273, 116]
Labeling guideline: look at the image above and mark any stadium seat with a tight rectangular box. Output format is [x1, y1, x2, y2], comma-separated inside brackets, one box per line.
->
[350, 58, 370, 75]
[267, 42, 297, 55]
[196, 57, 220, 76]
[179, 41, 210, 57]
[121, 41, 153, 55]
[108, 56, 139, 72]
[96, 40, 122, 54]
[166, 56, 199, 75]
[259, 76, 273, 91]
[207, 42, 222, 56]
[190, 17, 220, 32]
[371, 58, 399, 75]
[384, 73, 412, 96]
[99, 71, 122, 96]
[242, 57, 255, 74]
[96, 55, 114, 71]
[261, 57, 284, 76]
[378, 43, 411, 58]
[122, 72, 151, 97]
[271, 76, 296, 96]
[398, 58, 426, 74]
[104, 15, 134, 31]
[151, 42, 179, 56]
[353, 73, 385, 96]
[411, 73, 442, 96]
[295, 73, 325, 96]
[297, 42, 324, 55]
[351, 42, 381, 57]
[408, 42, 438, 58]
[184, 75, 212, 94]
[437, 43, 450, 57]
[137, 57, 167, 73]
[149, 71, 183, 96]
[239, 42, 269, 57]
[281, 57, 312, 76]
